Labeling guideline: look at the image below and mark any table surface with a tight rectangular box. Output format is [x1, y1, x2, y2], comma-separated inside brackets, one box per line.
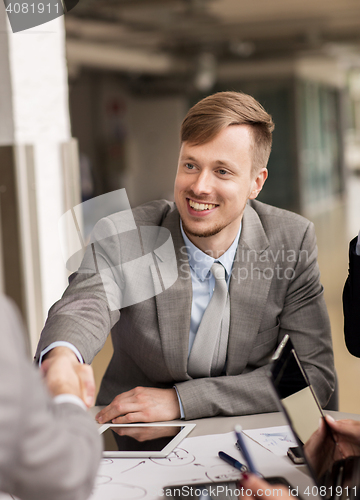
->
[89, 407, 360, 499]
[90, 407, 360, 435]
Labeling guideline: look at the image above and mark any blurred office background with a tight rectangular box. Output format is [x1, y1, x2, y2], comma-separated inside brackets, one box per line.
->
[0, 0, 360, 412]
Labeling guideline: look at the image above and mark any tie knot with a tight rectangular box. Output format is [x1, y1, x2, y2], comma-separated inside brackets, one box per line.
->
[211, 262, 226, 281]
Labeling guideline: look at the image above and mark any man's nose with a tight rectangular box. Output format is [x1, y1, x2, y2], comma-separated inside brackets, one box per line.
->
[191, 170, 212, 195]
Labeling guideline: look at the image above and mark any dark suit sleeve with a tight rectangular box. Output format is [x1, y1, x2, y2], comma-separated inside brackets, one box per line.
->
[343, 237, 360, 357]
[0, 296, 102, 500]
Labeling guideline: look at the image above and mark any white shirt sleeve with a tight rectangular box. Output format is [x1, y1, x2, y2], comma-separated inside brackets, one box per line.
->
[356, 230, 360, 256]
[53, 394, 87, 411]
[174, 386, 185, 419]
[39, 341, 84, 366]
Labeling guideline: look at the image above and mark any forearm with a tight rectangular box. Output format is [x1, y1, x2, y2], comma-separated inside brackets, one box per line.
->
[175, 366, 278, 420]
[175, 345, 333, 421]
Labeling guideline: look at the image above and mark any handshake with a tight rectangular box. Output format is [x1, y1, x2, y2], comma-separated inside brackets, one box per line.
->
[41, 346, 96, 408]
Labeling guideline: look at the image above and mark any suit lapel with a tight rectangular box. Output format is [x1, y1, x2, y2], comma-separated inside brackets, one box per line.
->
[153, 209, 192, 380]
[227, 203, 273, 374]
[151, 203, 274, 379]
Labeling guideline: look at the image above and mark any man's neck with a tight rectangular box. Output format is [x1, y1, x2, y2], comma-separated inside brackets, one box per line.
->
[182, 222, 241, 259]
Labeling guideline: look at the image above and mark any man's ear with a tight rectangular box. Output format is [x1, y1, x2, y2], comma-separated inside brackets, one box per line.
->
[249, 168, 268, 200]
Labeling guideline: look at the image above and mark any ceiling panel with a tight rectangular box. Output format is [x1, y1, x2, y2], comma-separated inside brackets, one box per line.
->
[65, 0, 360, 80]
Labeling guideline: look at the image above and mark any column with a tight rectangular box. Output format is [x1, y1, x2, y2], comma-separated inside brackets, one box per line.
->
[0, 3, 80, 352]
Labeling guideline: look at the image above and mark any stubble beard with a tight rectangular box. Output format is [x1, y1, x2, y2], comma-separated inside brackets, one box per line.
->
[182, 219, 231, 238]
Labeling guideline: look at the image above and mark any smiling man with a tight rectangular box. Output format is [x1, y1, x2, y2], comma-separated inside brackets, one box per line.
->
[35, 91, 335, 422]
[175, 124, 266, 256]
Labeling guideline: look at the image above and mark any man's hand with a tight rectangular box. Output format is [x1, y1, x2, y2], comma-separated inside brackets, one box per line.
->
[41, 354, 96, 408]
[96, 387, 180, 424]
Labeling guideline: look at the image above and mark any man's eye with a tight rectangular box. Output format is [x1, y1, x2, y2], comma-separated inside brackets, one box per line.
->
[185, 163, 195, 170]
[218, 169, 228, 175]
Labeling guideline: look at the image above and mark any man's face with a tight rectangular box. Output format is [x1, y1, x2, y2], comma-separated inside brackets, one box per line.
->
[174, 125, 267, 253]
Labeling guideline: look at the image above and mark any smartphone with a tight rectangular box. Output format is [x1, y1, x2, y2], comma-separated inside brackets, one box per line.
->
[287, 446, 306, 465]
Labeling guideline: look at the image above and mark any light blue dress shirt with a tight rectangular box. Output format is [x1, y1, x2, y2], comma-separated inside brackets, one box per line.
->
[180, 221, 242, 354]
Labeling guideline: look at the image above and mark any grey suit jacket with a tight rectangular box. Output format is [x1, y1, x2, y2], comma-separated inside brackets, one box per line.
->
[35, 199, 335, 420]
[0, 296, 101, 500]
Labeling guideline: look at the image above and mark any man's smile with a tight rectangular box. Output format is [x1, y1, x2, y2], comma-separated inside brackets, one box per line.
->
[187, 198, 218, 212]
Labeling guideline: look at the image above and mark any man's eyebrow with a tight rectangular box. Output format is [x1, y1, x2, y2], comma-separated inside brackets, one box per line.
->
[213, 159, 237, 170]
[181, 156, 231, 165]
[180, 155, 197, 162]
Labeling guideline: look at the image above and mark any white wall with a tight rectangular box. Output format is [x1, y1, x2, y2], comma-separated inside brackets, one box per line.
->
[0, 3, 74, 350]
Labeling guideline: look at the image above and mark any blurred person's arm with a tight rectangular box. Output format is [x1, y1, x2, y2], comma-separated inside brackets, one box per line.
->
[0, 296, 101, 500]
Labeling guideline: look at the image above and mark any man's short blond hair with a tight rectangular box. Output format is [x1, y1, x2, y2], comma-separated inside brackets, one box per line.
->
[181, 91, 274, 173]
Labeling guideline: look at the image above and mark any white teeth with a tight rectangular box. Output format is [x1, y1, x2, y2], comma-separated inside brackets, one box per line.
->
[189, 200, 216, 211]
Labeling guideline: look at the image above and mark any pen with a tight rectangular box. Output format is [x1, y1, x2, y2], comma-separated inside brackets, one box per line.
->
[234, 425, 259, 475]
[218, 451, 248, 472]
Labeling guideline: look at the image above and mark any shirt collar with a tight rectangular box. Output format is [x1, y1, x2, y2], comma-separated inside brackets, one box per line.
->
[180, 221, 242, 281]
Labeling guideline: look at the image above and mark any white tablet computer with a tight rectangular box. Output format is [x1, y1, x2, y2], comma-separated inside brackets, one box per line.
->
[99, 423, 196, 458]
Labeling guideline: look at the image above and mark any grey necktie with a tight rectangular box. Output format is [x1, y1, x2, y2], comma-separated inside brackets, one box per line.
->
[188, 262, 230, 378]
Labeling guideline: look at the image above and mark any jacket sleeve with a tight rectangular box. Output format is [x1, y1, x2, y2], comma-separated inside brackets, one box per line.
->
[0, 296, 102, 500]
[34, 216, 122, 364]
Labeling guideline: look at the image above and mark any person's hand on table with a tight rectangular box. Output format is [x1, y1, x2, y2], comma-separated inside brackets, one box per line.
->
[41, 351, 96, 408]
[239, 473, 292, 499]
[96, 387, 180, 423]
